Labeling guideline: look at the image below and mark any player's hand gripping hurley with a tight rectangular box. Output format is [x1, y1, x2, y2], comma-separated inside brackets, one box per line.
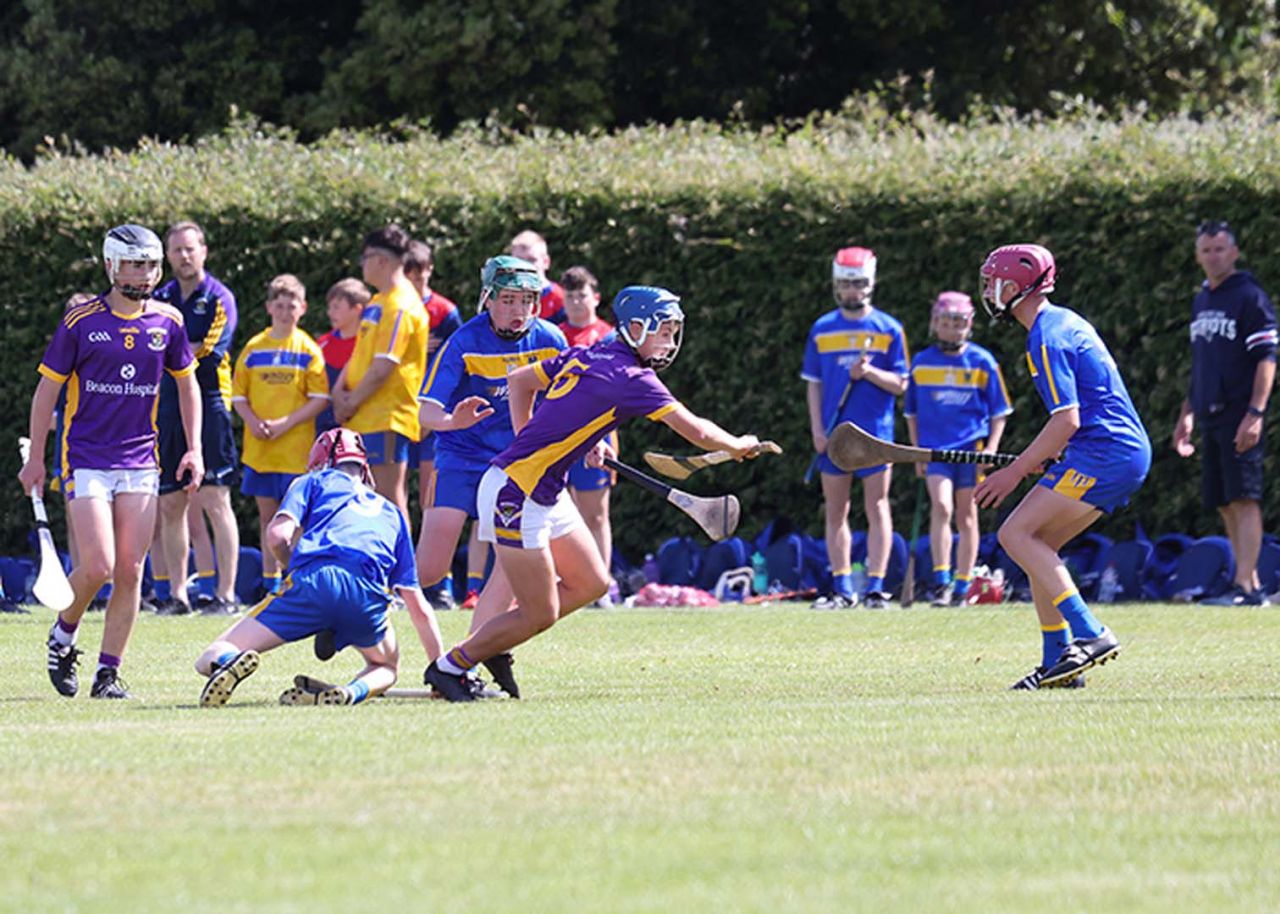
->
[826, 422, 1019, 473]
[643, 441, 782, 481]
[18, 437, 75, 611]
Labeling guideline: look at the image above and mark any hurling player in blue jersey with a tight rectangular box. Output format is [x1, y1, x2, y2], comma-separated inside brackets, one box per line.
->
[905, 291, 1012, 606]
[1172, 221, 1277, 606]
[414, 255, 566, 683]
[803, 247, 910, 609]
[195, 428, 443, 707]
[974, 244, 1151, 690]
[424, 286, 760, 701]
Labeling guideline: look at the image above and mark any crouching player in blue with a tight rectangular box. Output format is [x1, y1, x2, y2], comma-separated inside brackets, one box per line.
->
[973, 245, 1151, 689]
[425, 286, 761, 701]
[904, 291, 1012, 606]
[195, 428, 443, 706]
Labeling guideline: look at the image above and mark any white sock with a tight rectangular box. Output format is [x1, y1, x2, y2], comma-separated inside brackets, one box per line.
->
[50, 622, 75, 647]
[436, 654, 465, 675]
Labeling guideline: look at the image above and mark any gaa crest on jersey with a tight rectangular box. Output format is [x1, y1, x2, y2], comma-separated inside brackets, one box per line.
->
[147, 327, 168, 351]
[87, 331, 111, 344]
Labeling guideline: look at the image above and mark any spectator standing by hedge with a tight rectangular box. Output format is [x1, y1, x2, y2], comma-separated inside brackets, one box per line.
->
[332, 224, 431, 520]
[1173, 220, 1277, 605]
[230, 274, 330, 597]
[315, 278, 369, 433]
[803, 247, 909, 609]
[510, 229, 566, 323]
[153, 220, 240, 615]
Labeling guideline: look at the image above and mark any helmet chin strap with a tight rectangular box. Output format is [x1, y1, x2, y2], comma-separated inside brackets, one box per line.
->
[936, 339, 964, 353]
[839, 301, 871, 317]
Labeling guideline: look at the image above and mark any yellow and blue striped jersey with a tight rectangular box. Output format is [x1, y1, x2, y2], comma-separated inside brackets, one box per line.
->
[344, 279, 430, 441]
[904, 343, 1012, 449]
[231, 327, 329, 474]
[801, 306, 909, 440]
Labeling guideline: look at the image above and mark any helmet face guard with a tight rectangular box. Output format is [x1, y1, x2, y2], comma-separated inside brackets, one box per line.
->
[307, 427, 375, 488]
[612, 285, 685, 371]
[832, 246, 876, 309]
[979, 244, 1056, 320]
[103, 224, 163, 301]
[478, 255, 542, 340]
[931, 291, 975, 353]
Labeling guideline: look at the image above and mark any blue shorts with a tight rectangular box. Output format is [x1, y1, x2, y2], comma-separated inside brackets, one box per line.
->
[362, 431, 410, 466]
[926, 439, 983, 488]
[818, 452, 888, 479]
[1037, 441, 1151, 514]
[240, 467, 298, 501]
[159, 403, 238, 494]
[409, 432, 436, 464]
[428, 465, 486, 517]
[1200, 410, 1264, 510]
[249, 564, 390, 652]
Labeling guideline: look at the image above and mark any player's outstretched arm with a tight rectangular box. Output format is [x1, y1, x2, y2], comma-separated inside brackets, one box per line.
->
[18, 376, 62, 493]
[399, 585, 443, 662]
[660, 404, 759, 459]
[974, 408, 1078, 509]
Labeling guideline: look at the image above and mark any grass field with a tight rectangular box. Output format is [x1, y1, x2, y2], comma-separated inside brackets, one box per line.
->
[2, 601, 1278, 913]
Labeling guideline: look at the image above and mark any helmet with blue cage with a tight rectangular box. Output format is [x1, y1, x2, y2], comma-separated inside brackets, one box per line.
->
[478, 255, 542, 340]
[612, 285, 685, 371]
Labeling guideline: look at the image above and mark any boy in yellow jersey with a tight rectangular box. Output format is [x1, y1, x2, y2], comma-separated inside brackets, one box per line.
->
[231, 274, 331, 596]
[332, 224, 431, 518]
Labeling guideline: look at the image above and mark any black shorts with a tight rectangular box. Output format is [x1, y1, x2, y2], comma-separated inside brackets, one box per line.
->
[158, 403, 239, 494]
[1200, 411, 1264, 510]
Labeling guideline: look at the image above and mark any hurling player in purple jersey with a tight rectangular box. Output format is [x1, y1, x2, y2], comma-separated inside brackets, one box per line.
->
[425, 286, 761, 701]
[18, 224, 204, 700]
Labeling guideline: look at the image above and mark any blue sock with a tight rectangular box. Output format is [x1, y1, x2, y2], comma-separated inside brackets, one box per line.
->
[866, 575, 885, 595]
[1041, 622, 1070, 667]
[932, 567, 952, 587]
[154, 577, 171, 601]
[1053, 588, 1105, 640]
[197, 573, 216, 599]
[832, 569, 853, 598]
[346, 680, 371, 705]
[263, 573, 281, 595]
[214, 650, 237, 670]
[95, 582, 113, 601]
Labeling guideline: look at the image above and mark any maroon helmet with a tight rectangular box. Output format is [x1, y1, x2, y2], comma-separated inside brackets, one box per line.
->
[979, 244, 1056, 319]
[307, 427, 375, 488]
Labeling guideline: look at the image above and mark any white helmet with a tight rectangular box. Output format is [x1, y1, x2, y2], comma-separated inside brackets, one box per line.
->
[103, 224, 163, 300]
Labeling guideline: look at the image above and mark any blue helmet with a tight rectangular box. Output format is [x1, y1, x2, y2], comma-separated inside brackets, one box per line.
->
[612, 285, 684, 371]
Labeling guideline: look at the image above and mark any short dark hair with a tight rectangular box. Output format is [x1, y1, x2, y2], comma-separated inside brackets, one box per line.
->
[1197, 219, 1237, 245]
[363, 223, 411, 261]
[405, 239, 435, 273]
[560, 265, 599, 294]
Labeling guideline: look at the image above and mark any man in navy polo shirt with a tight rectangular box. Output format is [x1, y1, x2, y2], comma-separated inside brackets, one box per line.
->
[1173, 220, 1277, 605]
[152, 220, 241, 615]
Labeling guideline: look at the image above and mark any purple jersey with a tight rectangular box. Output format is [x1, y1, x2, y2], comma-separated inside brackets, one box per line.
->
[496, 338, 678, 504]
[37, 296, 196, 474]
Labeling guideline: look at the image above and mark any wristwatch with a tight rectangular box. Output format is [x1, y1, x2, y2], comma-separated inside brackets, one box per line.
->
[1247, 405, 1267, 417]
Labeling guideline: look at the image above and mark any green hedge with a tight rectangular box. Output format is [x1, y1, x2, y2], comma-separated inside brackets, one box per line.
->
[2, 111, 1279, 563]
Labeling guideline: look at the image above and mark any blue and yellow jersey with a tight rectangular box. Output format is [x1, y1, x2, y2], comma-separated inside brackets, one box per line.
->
[495, 338, 677, 505]
[231, 327, 330, 474]
[904, 343, 1012, 449]
[154, 273, 237, 414]
[419, 314, 568, 472]
[1025, 303, 1149, 461]
[801, 307, 909, 440]
[276, 469, 418, 592]
[345, 279, 431, 441]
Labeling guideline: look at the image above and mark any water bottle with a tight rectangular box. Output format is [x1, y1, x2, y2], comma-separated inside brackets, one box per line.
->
[751, 551, 768, 595]
[850, 561, 868, 595]
[642, 553, 659, 584]
[1098, 563, 1119, 603]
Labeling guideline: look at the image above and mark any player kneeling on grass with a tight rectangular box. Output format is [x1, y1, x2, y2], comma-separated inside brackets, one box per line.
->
[972, 245, 1151, 690]
[425, 285, 761, 701]
[195, 428, 443, 707]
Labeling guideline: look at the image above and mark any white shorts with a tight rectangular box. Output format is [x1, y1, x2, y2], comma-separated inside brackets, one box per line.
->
[477, 466, 584, 550]
[69, 468, 160, 502]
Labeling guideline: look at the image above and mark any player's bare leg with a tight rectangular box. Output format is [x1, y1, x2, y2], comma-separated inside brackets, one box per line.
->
[195, 485, 239, 604]
[188, 495, 216, 599]
[62, 497, 117, 627]
[570, 486, 612, 571]
[98, 493, 157, 660]
[415, 505, 468, 595]
[158, 491, 193, 607]
[953, 486, 980, 580]
[255, 496, 283, 580]
[370, 460, 409, 521]
[815, 470, 855, 607]
[195, 615, 285, 707]
[861, 467, 894, 605]
[417, 458, 435, 513]
[1219, 498, 1262, 591]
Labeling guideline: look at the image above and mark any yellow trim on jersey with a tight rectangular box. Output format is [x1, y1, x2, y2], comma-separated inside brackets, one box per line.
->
[1039, 343, 1060, 406]
[504, 407, 619, 495]
[532, 360, 553, 386]
[463, 349, 562, 380]
[194, 300, 229, 359]
[38, 364, 69, 384]
[814, 330, 893, 355]
[1024, 352, 1038, 378]
[911, 366, 989, 389]
[646, 402, 679, 422]
[1051, 467, 1097, 501]
[64, 302, 106, 330]
[993, 363, 1012, 408]
[1051, 588, 1079, 606]
[62, 370, 82, 482]
[167, 361, 197, 379]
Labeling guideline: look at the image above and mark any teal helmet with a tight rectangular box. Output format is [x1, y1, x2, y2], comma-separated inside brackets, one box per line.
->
[479, 255, 542, 340]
